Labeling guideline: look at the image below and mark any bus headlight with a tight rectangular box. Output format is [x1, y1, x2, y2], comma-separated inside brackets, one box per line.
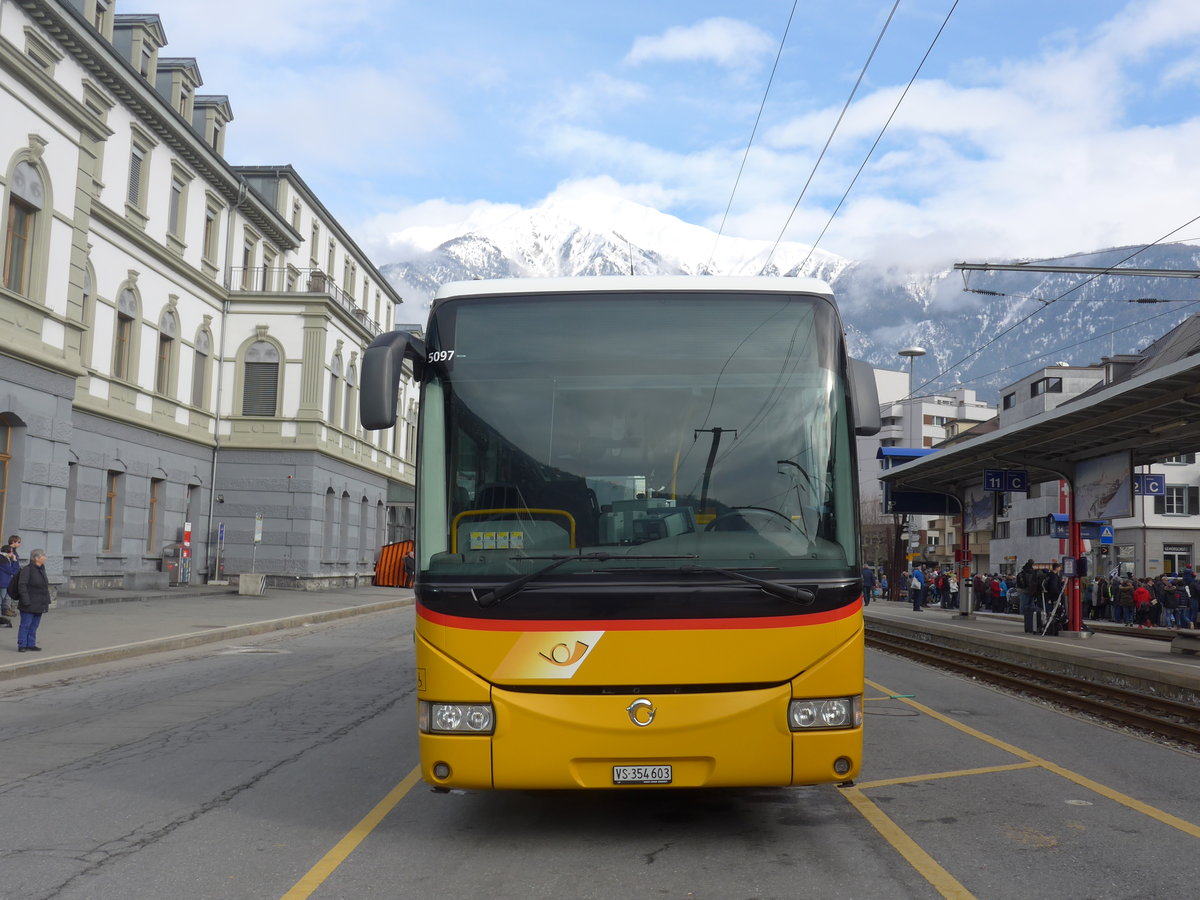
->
[419, 701, 495, 734]
[788, 696, 862, 731]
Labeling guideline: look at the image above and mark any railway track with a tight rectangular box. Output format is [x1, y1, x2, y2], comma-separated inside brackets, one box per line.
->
[865, 626, 1200, 751]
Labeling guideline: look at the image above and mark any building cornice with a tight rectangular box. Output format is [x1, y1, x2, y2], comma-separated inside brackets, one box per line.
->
[89, 201, 228, 305]
[19, 0, 300, 250]
[235, 165, 405, 308]
[0, 29, 112, 141]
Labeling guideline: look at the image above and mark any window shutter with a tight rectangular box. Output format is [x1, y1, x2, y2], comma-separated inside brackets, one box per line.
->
[128, 148, 143, 205]
[242, 362, 278, 415]
[1189, 487, 1200, 516]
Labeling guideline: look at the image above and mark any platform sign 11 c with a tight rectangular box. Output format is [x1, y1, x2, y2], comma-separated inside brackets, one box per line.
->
[983, 469, 1029, 493]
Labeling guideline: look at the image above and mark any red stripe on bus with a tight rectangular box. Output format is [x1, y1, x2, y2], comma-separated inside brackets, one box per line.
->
[416, 599, 863, 632]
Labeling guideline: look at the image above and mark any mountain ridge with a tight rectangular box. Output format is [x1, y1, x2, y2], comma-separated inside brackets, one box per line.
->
[379, 196, 1200, 401]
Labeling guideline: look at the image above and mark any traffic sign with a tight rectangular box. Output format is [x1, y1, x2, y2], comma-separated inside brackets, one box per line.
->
[1003, 469, 1028, 493]
[1134, 473, 1165, 496]
[983, 469, 1029, 493]
[1099, 525, 1114, 545]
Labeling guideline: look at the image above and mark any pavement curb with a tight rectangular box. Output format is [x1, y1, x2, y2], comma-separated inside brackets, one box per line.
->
[0, 597, 413, 682]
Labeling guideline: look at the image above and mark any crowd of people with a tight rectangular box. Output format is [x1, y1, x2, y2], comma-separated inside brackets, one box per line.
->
[878, 560, 1200, 633]
[895, 565, 961, 611]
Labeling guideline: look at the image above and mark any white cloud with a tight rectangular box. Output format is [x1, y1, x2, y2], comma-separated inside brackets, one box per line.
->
[222, 65, 448, 175]
[625, 18, 775, 68]
[550, 73, 649, 122]
[155, 0, 382, 56]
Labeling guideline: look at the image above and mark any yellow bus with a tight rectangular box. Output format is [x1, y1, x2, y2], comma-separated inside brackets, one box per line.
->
[361, 277, 880, 790]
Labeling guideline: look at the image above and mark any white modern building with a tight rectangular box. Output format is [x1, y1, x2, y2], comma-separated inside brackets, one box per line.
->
[984, 320, 1200, 577]
[1, 0, 415, 591]
[856, 370, 996, 572]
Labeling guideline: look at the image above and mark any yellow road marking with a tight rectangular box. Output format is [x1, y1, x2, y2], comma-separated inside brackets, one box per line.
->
[857, 761, 1038, 790]
[840, 785, 977, 899]
[281, 766, 422, 900]
[861, 677, 1200, 840]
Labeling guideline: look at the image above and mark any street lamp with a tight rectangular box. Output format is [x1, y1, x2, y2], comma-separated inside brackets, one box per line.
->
[898, 346, 925, 397]
[892, 346, 926, 605]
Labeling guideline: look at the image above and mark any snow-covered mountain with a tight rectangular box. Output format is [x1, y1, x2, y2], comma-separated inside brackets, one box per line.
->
[379, 195, 1200, 401]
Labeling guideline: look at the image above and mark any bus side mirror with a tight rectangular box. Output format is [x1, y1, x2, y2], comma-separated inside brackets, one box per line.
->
[361, 330, 426, 430]
[848, 358, 881, 436]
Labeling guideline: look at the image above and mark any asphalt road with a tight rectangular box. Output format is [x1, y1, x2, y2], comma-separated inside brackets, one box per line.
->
[2, 607, 1198, 899]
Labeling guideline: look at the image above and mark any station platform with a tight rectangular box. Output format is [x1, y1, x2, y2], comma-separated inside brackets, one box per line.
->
[1, 582, 414, 682]
[865, 600, 1200, 704]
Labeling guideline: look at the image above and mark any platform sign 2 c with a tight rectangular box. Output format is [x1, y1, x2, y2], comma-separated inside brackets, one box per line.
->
[983, 469, 1028, 493]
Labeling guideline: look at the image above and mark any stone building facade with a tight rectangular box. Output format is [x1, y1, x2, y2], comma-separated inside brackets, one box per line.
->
[0, 0, 416, 591]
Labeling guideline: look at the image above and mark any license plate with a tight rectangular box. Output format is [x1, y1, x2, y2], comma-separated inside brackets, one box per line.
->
[613, 764, 672, 785]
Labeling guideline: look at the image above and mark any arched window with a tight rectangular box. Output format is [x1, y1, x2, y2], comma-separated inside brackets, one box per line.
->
[155, 307, 178, 395]
[191, 327, 210, 408]
[323, 488, 336, 554]
[3, 161, 44, 295]
[328, 353, 342, 426]
[242, 340, 280, 416]
[343, 364, 357, 432]
[0, 418, 14, 538]
[113, 287, 139, 381]
[340, 491, 350, 557]
[360, 495, 370, 555]
[80, 262, 97, 368]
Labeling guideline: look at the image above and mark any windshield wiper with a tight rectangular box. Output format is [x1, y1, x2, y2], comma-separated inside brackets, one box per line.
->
[473, 553, 697, 608]
[676, 565, 815, 606]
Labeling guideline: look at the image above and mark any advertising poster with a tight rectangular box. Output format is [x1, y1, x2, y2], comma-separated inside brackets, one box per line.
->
[1074, 452, 1133, 520]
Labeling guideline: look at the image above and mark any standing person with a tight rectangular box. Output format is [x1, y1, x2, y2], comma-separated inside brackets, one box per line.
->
[861, 565, 875, 607]
[1183, 566, 1198, 629]
[1133, 579, 1154, 629]
[0, 544, 18, 628]
[1176, 580, 1195, 628]
[947, 571, 959, 609]
[910, 566, 925, 612]
[1016, 560, 1040, 634]
[12, 549, 51, 652]
[1116, 578, 1136, 625]
[1158, 576, 1180, 628]
[880, 573, 888, 600]
[1093, 576, 1110, 621]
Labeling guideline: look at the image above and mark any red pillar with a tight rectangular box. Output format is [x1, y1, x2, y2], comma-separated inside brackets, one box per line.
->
[958, 524, 971, 615]
[1067, 520, 1083, 632]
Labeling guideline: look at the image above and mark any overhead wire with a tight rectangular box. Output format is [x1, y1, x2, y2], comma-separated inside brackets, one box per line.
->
[942, 298, 1200, 390]
[760, 0, 902, 274]
[705, 0, 800, 272]
[909, 210, 1200, 397]
[798, 0, 961, 271]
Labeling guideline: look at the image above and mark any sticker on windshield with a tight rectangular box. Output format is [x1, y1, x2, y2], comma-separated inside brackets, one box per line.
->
[427, 349, 455, 363]
[470, 531, 524, 550]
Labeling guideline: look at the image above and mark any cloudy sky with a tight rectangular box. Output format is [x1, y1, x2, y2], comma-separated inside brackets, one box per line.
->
[159, 0, 1200, 268]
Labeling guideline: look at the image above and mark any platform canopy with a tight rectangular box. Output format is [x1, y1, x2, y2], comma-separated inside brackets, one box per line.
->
[880, 345, 1200, 498]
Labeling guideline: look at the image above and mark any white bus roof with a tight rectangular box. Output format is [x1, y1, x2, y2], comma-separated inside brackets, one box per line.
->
[433, 275, 834, 303]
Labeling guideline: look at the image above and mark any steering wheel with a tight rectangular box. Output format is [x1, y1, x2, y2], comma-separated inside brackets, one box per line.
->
[704, 507, 800, 533]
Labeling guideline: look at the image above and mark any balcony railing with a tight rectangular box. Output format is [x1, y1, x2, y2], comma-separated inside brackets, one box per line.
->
[229, 266, 384, 336]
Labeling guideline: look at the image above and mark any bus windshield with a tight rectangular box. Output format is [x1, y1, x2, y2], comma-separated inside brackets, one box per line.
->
[418, 290, 858, 581]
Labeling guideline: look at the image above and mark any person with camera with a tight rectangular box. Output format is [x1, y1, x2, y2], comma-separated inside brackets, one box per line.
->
[0, 543, 18, 628]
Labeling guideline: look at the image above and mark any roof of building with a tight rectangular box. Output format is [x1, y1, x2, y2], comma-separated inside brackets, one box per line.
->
[881, 314, 1200, 497]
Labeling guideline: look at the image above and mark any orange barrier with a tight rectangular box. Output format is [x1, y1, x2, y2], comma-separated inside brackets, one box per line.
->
[375, 540, 414, 587]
